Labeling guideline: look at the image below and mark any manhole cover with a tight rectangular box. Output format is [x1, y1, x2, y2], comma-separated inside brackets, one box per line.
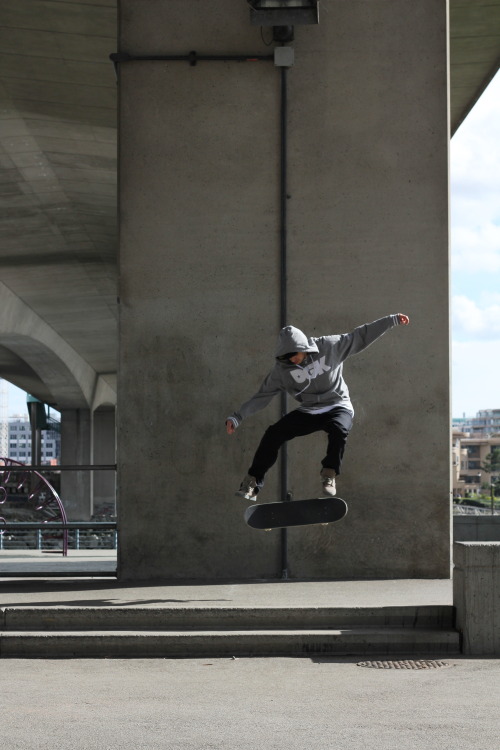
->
[357, 659, 450, 670]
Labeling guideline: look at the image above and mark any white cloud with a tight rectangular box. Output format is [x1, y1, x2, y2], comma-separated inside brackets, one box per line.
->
[452, 339, 500, 417]
[451, 189, 500, 230]
[479, 291, 500, 306]
[451, 73, 500, 270]
[451, 72, 500, 415]
[452, 223, 500, 273]
[453, 295, 500, 340]
[5, 381, 28, 417]
[452, 74, 500, 167]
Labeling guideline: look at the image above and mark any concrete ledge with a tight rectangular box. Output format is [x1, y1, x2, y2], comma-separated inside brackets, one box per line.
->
[453, 542, 500, 655]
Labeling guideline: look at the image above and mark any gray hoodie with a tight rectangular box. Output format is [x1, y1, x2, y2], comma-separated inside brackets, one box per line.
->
[227, 315, 401, 427]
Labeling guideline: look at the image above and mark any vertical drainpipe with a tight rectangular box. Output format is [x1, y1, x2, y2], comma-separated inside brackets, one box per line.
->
[279, 63, 290, 579]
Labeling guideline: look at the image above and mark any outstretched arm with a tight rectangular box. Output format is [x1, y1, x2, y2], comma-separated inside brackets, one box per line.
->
[226, 370, 282, 434]
[334, 314, 409, 362]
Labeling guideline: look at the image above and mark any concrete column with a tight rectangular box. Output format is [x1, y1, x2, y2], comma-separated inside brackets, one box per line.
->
[118, 0, 450, 580]
[60, 408, 91, 520]
[92, 407, 116, 517]
[454, 542, 500, 655]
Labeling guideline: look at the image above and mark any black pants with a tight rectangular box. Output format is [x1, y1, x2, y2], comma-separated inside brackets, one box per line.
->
[248, 407, 353, 487]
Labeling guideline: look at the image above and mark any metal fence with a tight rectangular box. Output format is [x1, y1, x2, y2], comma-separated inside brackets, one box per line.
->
[1, 459, 117, 556]
[453, 503, 500, 516]
[0, 522, 117, 551]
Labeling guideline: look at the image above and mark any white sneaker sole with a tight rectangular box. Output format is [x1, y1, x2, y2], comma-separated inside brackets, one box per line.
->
[321, 485, 336, 497]
[235, 490, 258, 501]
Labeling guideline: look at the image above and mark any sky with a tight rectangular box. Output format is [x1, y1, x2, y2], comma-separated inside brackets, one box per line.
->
[5, 381, 29, 418]
[2, 71, 499, 420]
[451, 71, 500, 418]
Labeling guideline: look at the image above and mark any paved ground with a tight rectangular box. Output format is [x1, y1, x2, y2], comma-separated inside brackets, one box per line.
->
[1, 554, 497, 748]
[1, 656, 498, 749]
[0, 551, 452, 609]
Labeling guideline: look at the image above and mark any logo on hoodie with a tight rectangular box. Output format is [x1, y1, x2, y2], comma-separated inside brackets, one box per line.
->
[290, 356, 331, 384]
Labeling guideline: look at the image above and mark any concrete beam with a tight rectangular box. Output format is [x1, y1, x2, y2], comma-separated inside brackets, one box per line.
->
[0, 280, 113, 410]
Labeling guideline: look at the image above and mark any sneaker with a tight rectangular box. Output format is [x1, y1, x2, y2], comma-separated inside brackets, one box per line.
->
[320, 468, 337, 497]
[235, 474, 259, 501]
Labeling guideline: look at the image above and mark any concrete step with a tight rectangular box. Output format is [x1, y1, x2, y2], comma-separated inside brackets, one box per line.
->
[1, 605, 455, 631]
[0, 628, 460, 658]
[1, 604, 459, 658]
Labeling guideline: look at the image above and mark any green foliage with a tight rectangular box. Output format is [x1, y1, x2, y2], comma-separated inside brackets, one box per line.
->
[481, 447, 500, 474]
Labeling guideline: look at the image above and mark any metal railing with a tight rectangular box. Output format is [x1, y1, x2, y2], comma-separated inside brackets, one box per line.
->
[453, 503, 500, 516]
[0, 459, 117, 557]
[0, 522, 117, 551]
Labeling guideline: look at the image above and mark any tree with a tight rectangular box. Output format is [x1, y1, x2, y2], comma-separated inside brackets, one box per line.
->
[481, 447, 500, 498]
[481, 447, 500, 474]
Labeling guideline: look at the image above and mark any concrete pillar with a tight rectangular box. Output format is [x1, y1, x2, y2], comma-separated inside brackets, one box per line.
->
[454, 542, 500, 655]
[92, 407, 116, 517]
[60, 408, 91, 520]
[118, 0, 450, 580]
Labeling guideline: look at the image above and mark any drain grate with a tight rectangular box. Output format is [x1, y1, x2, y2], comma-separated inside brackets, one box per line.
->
[357, 659, 450, 670]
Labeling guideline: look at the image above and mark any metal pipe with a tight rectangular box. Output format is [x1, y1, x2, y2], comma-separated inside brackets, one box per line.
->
[110, 51, 274, 65]
[1, 522, 116, 530]
[280, 66, 288, 332]
[279, 66, 290, 580]
[0, 464, 116, 472]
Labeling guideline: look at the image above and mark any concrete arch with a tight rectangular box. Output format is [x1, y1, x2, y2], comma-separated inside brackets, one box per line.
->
[0, 281, 115, 410]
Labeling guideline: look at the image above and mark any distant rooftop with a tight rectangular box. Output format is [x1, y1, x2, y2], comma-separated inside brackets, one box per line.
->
[453, 409, 500, 437]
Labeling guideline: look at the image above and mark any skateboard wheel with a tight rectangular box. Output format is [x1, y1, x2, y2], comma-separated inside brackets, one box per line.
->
[265, 528, 272, 532]
[321, 523, 328, 526]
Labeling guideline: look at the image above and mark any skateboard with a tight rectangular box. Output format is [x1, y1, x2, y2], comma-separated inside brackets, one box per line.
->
[244, 497, 347, 531]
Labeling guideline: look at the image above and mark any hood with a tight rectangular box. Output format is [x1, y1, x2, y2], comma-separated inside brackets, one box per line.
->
[275, 325, 319, 359]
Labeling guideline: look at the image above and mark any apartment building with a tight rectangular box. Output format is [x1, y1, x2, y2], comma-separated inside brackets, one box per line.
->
[452, 409, 500, 437]
[452, 431, 500, 499]
[7, 416, 60, 465]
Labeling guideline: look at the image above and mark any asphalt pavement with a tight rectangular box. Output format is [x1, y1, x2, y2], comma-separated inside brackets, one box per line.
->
[1, 552, 497, 749]
[1, 656, 498, 749]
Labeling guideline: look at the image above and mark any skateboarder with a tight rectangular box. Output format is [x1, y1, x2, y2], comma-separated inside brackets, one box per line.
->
[226, 313, 410, 500]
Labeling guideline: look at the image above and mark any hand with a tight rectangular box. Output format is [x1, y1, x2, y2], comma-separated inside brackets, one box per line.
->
[226, 420, 236, 435]
[398, 314, 409, 325]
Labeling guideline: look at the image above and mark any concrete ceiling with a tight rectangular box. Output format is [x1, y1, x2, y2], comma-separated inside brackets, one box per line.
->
[450, 0, 500, 134]
[0, 0, 117, 407]
[0, 0, 498, 408]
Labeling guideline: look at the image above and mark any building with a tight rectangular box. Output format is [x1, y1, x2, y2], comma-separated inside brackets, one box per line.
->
[452, 409, 500, 438]
[452, 430, 500, 499]
[7, 416, 61, 465]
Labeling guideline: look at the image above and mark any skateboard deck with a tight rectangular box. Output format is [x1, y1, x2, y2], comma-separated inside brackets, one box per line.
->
[244, 497, 347, 530]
